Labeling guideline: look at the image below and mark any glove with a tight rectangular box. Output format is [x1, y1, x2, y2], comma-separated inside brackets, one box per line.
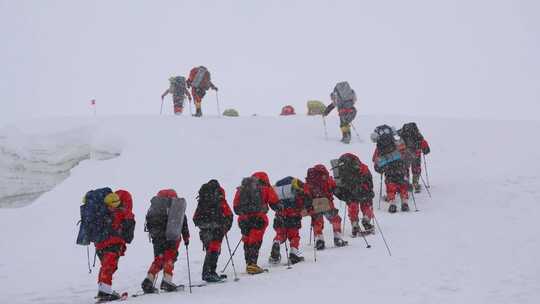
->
[422, 146, 430, 155]
[374, 164, 382, 174]
[184, 239, 190, 246]
[214, 87, 219, 91]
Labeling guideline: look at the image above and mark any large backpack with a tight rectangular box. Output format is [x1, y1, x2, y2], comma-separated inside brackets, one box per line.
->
[399, 122, 424, 150]
[194, 180, 223, 229]
[76, 187, 113, 246]
[236, 177, 267, 215]
[169, 76, 186, 96]
[146, 196, 187, 241]
[332, 155, 374, 202]
[334, 81, 356, 103]
[274, 176, 297, 209]
[306, 165, 330, 199]
[191, 66, 210, 89]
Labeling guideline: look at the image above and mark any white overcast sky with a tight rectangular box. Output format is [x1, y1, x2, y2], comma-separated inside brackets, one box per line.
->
[1, 0, 539, 124]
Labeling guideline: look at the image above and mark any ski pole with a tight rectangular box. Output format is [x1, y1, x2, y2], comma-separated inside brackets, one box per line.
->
[185, 244, 192, 294]
[215, 91, 221, 117]
[341, 201, 346, 234]
[350, 122, 361, 141]
[409, 187, 419, 212]
[372, 215, 392, 256]
[419, 174, 432, 198]
[224, 234, 239, 281]
[160, 98, 164, 115]
[377, 174, 383, 210]
[189, 100, 193, 116]
[423, 154, 430, 188]
[322, 116, 328, 140]
[221, 238, 241, 273]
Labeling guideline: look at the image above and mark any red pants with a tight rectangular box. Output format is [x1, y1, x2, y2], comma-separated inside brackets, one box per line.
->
[347, 201, 374, 222]
[273, 227, 300, 249]
[98, 251, 120, 286]
[386, 182, 409, 202]
[311, 210, 342, 236]
[148, 241, 180, 276]
[239, 215, 268, 245]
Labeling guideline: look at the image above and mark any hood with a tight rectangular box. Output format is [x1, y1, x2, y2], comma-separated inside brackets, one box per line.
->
[252, 171, 271, 186]
[157, 189, 178, 199]
[341, 153, 361, 164]
[115, 189, 134, 219]
[313, 164, 329, 175]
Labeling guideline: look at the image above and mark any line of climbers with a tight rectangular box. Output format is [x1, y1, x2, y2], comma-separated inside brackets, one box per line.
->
[162, 66, 218, 117]
[76, 122, 431, 302]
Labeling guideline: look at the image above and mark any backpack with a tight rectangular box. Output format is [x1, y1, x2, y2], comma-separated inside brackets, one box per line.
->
[399, 122, 424, 150]
[145, 196, 187, 241]
[169, 76, 186, 96]
[236, 177, 267, 215]
[332, 155, 374, 202]
[76, 187, 113, 246]
[274, 176, 297, 209]
[334, 81, 356, 103]
[191, 66, 210, 89]
[194, 180, 223, 229]
[306, 165, 329, 199]
[373, 125, 397, 155]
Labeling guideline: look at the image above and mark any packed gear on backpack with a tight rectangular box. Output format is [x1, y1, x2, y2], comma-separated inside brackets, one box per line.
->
[194, 180, 224, 229]
[169, 76, 187, 97]
[331, 154, 375, 203]
[77, 187, 114, 246]
[236, 177, 268, 215]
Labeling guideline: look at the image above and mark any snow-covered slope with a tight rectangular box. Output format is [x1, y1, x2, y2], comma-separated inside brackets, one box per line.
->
[0, 114, 539, 304]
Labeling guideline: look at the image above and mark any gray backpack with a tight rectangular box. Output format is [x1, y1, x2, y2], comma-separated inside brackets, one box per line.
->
[334, 81, 356, 103]
[192, 66, 210, 89]
[146, 196, 187, 241]
[169, 76, 186, 96]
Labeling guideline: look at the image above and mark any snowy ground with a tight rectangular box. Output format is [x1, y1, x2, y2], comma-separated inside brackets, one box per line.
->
[0, 114, 539, 304]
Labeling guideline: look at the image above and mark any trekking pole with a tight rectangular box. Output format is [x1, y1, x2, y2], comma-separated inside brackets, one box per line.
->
[224, 234, 240, 281]
[221, 238, 242, 273]
[86, 246, 92, 273]
[372, 215, 392, 256]
[215, 91, 221, 117]
[357, 225, 372, 249]
[189, 100, 193, 116]
[185, 244, 192, 293]
[309, 226, 313, 245]
[423, 154, 430, 188]
[312, 227, 317, 262]
[341, 201, 346, 234]
[283, 239, 292, 269]
[160, 98, 164, 115]
[410, 188, 419, 212]
[350, 122, 362, 141]
[419, 174, 432, 198]
[322, 116, 328, 140]
[377, 174, 383, 210]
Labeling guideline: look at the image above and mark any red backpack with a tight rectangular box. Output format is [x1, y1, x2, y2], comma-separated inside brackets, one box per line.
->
[306, 164, 330, 198]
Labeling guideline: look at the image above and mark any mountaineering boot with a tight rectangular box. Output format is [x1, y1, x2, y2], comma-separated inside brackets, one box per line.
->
[141, 277, 158, 294]
[333, 232, 348, 247]
[289, 247, 305, 264]
[268, 242, 281, 264]
[388, 204, 397, 213]
[351, 221, 360, 237]
[315, 239, 325, 250]
[194, 107, 202, 117]
[203, 272, 224, 283]
[202, 252, 221, 282]
[160, 280, 181, 292]
[246, 264, 265, 275]
[361, 218, 375, 233]
[96, 291, 121, 302]
[401, 202, 410, 212]
[343, 131, 351, 144]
